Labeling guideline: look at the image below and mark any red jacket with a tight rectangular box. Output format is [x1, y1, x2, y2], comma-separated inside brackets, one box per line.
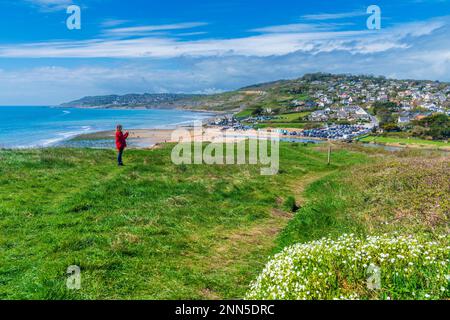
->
[116, 131, 129, 150]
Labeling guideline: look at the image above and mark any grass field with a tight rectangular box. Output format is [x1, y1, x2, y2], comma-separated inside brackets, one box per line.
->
[249, 145, 449, 300]
[359, 135, 449, 148]
[234, 109, 254, 119]
[0, 143, 368, 299]
[240, 112, 314, 129]
[278, 147, 449, 247]
[0, 143, 448, 300]
[252, 123, 317, 129]
[271, 112, 311, 123]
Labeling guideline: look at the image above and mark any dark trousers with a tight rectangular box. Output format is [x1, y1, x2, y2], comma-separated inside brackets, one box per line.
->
[118, 148, 124, 165]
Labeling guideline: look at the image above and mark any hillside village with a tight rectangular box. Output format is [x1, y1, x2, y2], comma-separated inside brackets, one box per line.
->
[63, 73, 450, 142]
[242, 74, 449, 121]
[212, 74, 450, 141]
[302, 74, 449, 122]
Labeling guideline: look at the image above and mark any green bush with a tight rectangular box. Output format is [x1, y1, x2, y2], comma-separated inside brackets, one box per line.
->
[283, 196, 299, 213]
[247, 234, 449, 300]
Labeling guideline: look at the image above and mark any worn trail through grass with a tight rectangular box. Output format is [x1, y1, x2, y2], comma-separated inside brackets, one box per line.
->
[0, 144, 369, 299]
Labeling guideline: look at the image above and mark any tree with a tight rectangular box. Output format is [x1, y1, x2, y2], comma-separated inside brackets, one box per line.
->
[372, 102, 399, 127]
[412, 114, 449, 140]
[252, 106, 264, 116]
[381, 123, 401, 132]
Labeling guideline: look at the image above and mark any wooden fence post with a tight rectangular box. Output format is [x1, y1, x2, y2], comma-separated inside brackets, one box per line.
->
[327, 145, 331, 165]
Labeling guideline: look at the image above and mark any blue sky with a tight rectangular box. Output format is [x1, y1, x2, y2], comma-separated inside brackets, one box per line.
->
[0, 0, 450, 105]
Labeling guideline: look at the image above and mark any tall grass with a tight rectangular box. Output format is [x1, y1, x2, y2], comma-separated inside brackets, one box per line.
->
[249, 149, 449, 300]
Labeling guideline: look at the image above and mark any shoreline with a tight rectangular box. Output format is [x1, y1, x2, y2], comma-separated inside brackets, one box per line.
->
[67, 127, 450, 153]
[69, 129, 177, 149]
[56, 105, 232, 114]
[67, 127, 253, 148]
[0, 106, 224, 149]
[62, 109, 226, 148]
[63, 110, 225, 148]
[67, 126, 336, 150]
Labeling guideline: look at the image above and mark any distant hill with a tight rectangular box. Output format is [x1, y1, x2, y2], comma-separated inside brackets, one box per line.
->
[60, 90, 270, 112]
[61, 73, 450, 113]
[61, 93, 206, 109]
[60, 78, 305, 112]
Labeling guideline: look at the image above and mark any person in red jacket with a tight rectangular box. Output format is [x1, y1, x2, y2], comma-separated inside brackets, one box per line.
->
[115, 124, 129, 166]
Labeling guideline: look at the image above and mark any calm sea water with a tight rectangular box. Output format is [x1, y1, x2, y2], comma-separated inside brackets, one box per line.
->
[0, 106, 215, 148]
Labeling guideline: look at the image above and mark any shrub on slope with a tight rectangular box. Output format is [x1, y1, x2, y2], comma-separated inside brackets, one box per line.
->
[246, 234, 449, 300]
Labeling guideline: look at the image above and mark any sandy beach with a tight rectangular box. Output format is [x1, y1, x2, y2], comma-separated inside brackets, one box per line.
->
[72, 129, 176, 147]
[70, 127, 235, 148]
[69, 126, 303, 149]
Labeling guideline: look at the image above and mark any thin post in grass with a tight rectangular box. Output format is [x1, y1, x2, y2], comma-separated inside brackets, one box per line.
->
[327, 145, 331, 165]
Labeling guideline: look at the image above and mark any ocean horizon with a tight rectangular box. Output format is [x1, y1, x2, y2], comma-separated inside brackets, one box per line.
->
[0, 106, 215, 149]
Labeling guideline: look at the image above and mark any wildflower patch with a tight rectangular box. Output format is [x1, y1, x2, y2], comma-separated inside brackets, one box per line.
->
[246, 234, 449, 300]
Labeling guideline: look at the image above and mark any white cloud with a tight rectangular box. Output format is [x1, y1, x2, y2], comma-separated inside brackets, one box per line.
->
[1, 15, 450, 104]
[24, 0, 72, 11]
[0, 17, 444, 59]
[100, 19, 129, 28]
[250, 23, 325, 33]
[101, 22, 209, 37]
[249, 22, 356, 33]
[0, 63, 234, 104]
[301, 11, 367, 21]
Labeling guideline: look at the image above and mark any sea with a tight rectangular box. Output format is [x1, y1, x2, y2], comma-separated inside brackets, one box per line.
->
[0, 106, 215, 149]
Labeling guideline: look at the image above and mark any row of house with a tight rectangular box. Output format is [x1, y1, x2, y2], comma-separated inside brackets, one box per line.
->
[290, 75, 449, 117]
[308, 106, 371, 122]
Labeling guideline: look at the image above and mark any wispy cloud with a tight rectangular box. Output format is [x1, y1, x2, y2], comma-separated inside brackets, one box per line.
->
[24, 0, 72, 11]
[1, 14, 450, 104]
[0, 18, 444, 58]
[301, 10, 366, 21]
[251, 23, 326, 33]
[176, 32, 209, 37]
[102, 22, 209, 37]
[100, 19, 129, 28]
[251, 22, 355, 33]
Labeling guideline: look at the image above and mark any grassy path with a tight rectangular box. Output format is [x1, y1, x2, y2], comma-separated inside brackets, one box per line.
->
[0, 144, 368, 299]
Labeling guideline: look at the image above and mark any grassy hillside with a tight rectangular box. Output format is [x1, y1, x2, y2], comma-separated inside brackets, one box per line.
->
[0, 143, 366, 299]
[0, 144, 448, 300]
[359, 135, 449, 149]
[250, 145, 449, 300]
[60, 75, 314, 112]
[278, 146, 449, 248]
